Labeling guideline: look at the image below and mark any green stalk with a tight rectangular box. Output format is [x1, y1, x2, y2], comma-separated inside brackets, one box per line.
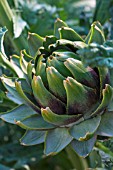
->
[0, 0, 28, 54]
[65, 145, 88, 170]
[96, 141, 113, 157]
[109, 68, 113, 87]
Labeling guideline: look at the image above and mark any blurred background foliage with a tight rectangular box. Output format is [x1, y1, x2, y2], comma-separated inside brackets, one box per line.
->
[1, 0, 113, 169]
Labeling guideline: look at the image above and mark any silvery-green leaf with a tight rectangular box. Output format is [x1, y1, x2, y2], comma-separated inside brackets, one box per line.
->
[70, 116, 101, 141]
[1, 104, 36, 124]
[20, 130, 45, 145]
[16, 114, 55, 130]
[71, 136, 97, 157]
[78, 43, 113, 69]
[44, 128, 73, 155]
[96, 111, 113, 137]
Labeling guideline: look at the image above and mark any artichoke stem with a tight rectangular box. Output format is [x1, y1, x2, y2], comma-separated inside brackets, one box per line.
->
[95, 141, 113, 157]
[65, 145, 88, 170]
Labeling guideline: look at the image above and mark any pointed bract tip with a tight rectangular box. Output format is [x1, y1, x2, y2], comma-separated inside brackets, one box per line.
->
[41, 107, 49, 113]
[41, 108, 46, 112]
[46, 66, 52, 71]
[55, 18, 62, 22]
[27, 32, 35, 40]
[15, 120, 20, 125]
[46, 66, 52, 72]
[20, 142, 26, 146]
[28, 32, 35, 35]
[91, 21, 101, 27]
[63, 77, 70, 84]
[33, 75, 41, 82]
[46, 66, 55, 72]
[20, 50, 24, 57]
[37, 75, 41, 80]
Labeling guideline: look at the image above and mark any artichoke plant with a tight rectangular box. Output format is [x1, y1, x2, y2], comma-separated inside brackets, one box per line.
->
[1, 19, 113, 157]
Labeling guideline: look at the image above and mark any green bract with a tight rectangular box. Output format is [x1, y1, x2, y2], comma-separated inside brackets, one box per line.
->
[1, 19, 113, 157]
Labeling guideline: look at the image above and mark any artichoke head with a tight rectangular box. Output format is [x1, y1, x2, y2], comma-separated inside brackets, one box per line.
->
[1, 19, 113, 157]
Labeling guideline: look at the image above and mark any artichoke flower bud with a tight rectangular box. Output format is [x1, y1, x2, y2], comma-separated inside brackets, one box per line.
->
[1, 19, 113, 157]
[35, 34, 100, 116]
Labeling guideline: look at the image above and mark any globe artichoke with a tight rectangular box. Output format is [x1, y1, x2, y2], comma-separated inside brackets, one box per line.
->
[1, 19, 113, 157]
